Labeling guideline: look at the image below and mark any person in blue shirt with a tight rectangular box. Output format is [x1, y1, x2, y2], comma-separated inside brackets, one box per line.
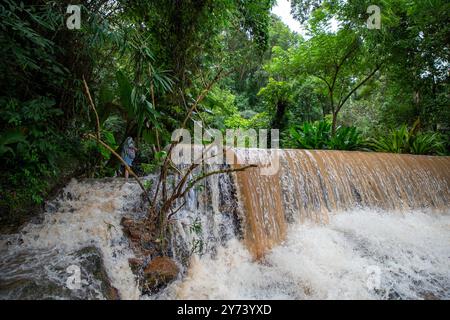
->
[121, 137, 137, 181]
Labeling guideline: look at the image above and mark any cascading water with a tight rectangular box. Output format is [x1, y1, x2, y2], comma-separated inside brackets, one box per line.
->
[161, 209, 450, 299]
[168, 167, 241, 269]
[0, 179, 143, 299]
[235, 150, 450, 259]
[1, 150, 449, 299]
[158, 150, 450, 299]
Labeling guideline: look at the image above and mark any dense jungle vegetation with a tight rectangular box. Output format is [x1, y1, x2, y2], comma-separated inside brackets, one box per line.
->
[1, 0, 449, 226]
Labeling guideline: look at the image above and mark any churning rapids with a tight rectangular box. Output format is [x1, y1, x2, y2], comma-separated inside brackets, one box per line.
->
[1, 150, 449, 300]
[160, 210, 450, 300]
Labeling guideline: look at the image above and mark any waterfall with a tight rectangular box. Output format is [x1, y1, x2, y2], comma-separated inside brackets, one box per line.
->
[234, 150, 450, 259]
[0, 150, 449, 299]
[0, 179, 144, 300]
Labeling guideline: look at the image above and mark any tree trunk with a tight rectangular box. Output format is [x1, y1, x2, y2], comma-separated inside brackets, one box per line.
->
[330, 90, 337, 136]
[331, 112, 338, 136]
[271, 101, 288, 131]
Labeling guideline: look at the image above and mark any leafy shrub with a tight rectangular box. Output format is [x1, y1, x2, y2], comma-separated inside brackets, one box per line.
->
[285, 120, 366, 151]
[369, 122, 446, 155]
[0, 1, 82, 225]
[411, 132, 446, 155]
[141, 163, 158, 175]
[329, 126, 367, 151]
[0, 97, 77, 223]
[287, 121, 330, 149]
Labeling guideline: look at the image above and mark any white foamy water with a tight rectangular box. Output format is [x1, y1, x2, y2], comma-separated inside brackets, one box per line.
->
[1, 173, 449, 300]
[159, 209, 450, 300]
[0, 178, 143, 300]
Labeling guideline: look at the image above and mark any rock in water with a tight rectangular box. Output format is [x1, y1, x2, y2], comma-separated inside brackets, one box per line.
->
[143, 257, 179, 292]
[0, 246, 119, 300]
[74, 246, 120, 300]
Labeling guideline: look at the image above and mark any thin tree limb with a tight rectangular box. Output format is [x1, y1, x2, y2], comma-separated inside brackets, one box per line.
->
[336, 64, 382, 114]
[178, 164, 257, 200]
[82, 76, 101, 140]
[148, 65, 161, 151]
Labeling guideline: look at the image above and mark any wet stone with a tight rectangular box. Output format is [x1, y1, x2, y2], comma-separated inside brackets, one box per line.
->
[0, 246, 119, 300]
[142, 256, 179, 293]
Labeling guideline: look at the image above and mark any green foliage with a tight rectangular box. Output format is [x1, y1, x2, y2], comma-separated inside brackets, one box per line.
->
[202, 87, 239, 130]
[0, 96, 75, 222]
[143, 179, 154, 190]
[189, 217, 203, 235]
[0, 0, 67, 93]
[369, 122, 446, 156]
[257, 78, 292, 131]
[411, 133, 447, 156]
[297, 0, 450, 131]
[99, 131, 118, 160]
[286, 120, 366, 151]
[115, 70, 165, 137]
[287, 121, 332, 149]
[290, 0, 325, 24]
[257, 78, 292, 109]
[224, 112, 270, 130]
[1, 97, 64, 166]
[189, 217, 204, 255]
[154, 151, 167, 163]
[0, 130, 28, 157]
[202, 87, 269, 131]
[141, 164, 158, 175]
[0, 1, 122, 222]
[329, 126, 366, 151]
